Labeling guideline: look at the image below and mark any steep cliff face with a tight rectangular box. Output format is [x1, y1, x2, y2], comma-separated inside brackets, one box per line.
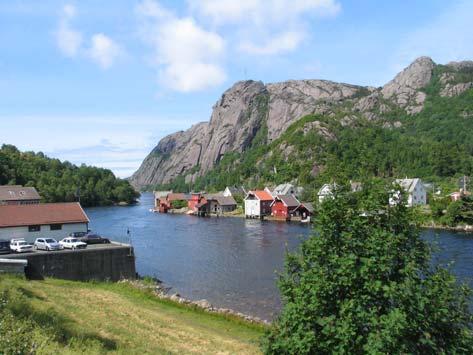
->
[130, 81, 270, 187]
[130, 57, 472, 189]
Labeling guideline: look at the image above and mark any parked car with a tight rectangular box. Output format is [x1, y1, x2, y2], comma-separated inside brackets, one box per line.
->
[10, 238, 34, 253]
[77, 233, 110, 244]
[68, 231, 87, 238]
[34, 238, 63, 251]
[59, 237, 87, 250]
[0, 239, 11, 254]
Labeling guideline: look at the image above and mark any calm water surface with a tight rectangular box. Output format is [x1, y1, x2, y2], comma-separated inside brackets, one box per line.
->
[85, 192, 473, 320]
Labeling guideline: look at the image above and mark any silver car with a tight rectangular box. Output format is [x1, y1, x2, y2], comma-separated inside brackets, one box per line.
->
[34, 238, 63, 251]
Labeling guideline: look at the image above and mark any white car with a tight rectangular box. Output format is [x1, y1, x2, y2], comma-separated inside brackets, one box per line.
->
[10, 239, 34, 253]
[59, 237, 87, 250]
[34, 238, 63, 251]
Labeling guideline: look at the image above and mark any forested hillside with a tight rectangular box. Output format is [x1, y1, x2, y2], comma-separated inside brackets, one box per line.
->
[144, 58, 473, 197]
[0, 144, 139, 206]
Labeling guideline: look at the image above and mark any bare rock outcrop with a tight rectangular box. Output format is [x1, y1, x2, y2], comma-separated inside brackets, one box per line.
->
[381, 56, 435, 114]
[130, 56, 473, 189]
[130, 81, 269, 187]
[266, 80, 362, 140]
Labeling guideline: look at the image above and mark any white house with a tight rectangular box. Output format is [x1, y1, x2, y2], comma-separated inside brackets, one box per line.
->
[0, 202, 89, 243]
[393, 178, 427, 207]
[244, 190, 273, 218]
[317, 183, 337, 202]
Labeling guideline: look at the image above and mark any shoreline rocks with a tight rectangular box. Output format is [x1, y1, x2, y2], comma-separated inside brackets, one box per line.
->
[119, 279, 271, 325]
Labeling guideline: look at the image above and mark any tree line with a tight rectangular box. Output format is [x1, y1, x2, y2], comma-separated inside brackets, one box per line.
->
[0, 144, 139, 207]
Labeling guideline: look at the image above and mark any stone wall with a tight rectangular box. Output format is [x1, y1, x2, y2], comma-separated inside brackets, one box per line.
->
[3, 244, 136, 281]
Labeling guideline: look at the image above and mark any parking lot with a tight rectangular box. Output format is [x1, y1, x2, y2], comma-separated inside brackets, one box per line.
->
[0, 241, 129, 259]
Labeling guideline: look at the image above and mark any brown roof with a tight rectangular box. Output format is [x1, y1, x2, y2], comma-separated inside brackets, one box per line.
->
[0, 186, 41, 201]
[0, 203, 89, 228]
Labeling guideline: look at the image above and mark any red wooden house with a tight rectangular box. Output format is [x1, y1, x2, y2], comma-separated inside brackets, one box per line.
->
[188, 193, 204, 212]
[271, 195, 300, 221]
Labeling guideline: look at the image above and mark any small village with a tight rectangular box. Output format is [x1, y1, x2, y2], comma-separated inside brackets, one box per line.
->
[151, 178, 455, 223]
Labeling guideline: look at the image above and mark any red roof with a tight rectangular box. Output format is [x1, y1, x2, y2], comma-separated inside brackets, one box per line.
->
[252, 190, 273, 201]
[0, 203, 89, 228]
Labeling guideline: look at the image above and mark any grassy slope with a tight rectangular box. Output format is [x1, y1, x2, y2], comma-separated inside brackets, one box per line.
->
[0, 275, 264, 354]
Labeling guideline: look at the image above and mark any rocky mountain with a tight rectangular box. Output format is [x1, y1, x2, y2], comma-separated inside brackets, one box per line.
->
[130, 57, 473, 190]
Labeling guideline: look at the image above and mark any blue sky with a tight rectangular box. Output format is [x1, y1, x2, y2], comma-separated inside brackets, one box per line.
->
[1, 0, 472, 177]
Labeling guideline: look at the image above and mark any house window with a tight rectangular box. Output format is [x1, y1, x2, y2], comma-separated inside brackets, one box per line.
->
[28, 225, 40, 232]
[50, 224, 62, 231]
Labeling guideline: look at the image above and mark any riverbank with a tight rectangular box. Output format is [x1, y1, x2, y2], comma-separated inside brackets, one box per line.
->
[0, 274, 265, 354]
[127, 277, 271, 325]
[422, 221, 473, 232]
[153, 207, 312, 223]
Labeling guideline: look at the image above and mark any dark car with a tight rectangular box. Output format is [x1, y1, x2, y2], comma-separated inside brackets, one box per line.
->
[68, 231, 87, 238]
[0, 239, 12, 254]
[78, 233, 110, 245]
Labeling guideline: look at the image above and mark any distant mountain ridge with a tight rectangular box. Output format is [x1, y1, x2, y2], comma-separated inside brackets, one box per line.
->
[130, 57, 473, 190]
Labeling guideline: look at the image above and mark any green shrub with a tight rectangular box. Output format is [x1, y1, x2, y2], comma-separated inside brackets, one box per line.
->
[263, 182, 473, 354]
[171, 199, 188, 209]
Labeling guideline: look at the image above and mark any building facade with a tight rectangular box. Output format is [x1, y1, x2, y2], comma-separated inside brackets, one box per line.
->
[0, 202, 89, 243]
[244, 190, 273, 218]
[394, 178, 427, 207]
[271, 195, 300, 221]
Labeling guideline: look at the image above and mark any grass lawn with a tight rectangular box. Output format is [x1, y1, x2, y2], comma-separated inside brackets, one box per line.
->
[0, 275, 265, 354]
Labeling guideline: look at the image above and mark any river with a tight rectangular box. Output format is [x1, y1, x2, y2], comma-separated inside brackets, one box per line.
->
[85, 192, 473, 321]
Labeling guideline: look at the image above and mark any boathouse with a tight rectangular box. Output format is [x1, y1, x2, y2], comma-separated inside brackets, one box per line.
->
[205, 194, 237, 214]
[293, 202, 314, 220]
[271, 195, 300, 221]
[0, 202, 89, 243]
[154, 191, 172, 211]
[244, 190, 273, 218]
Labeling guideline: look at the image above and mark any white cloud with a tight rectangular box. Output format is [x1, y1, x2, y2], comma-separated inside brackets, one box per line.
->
[55, 4, 121, 69]
[87, 33, 121, 69]
[55, 4, 83, 57]
[239, 31, 304, 55]
[188, 0, 340, 55]
[137, 0, 226, 92]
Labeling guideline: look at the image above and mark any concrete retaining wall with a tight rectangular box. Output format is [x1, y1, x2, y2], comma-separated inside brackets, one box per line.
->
[3, 244, 136, 281]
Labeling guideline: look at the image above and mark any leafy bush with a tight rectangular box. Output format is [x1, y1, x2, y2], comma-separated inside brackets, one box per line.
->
[263, 182, 473, 354]
[171, 199, 188, 209]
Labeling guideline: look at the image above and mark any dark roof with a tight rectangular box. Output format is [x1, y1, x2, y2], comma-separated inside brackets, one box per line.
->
[273, 194, 300, 207]
[0, 186, 41, 201]
[0, 203, 89, 228]
[298, 202, 314, 213]
[205, 194, 237, 206]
